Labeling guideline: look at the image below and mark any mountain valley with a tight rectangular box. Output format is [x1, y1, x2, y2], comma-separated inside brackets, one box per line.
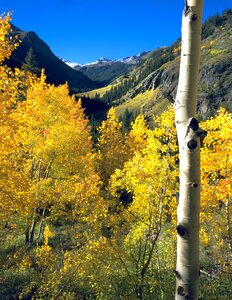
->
[77, 9, 232, 122]
[6, 9, 232, 122]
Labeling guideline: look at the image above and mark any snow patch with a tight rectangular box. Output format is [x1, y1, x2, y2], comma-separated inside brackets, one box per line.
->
[59, 51, 151, 69]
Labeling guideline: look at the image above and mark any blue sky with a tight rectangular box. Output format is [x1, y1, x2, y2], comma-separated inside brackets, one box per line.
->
[0, 0, 231, 64]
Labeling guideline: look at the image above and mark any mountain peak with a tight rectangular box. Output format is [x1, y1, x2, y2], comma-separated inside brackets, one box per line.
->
[116, 51, 151, 63]
[98, 57, 111, 63]
[60, 51, 151, 69]
[59, 58, 81, 68]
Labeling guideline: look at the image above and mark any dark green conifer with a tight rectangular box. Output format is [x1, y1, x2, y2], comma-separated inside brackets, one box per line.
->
[23, 48, 41, 76]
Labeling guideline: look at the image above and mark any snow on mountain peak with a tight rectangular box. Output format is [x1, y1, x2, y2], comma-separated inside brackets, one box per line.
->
[59, 58, 81, 68]
[116, 51, 150, 63]
[98, 57, 111, 62]
[59, 51, 150, 69]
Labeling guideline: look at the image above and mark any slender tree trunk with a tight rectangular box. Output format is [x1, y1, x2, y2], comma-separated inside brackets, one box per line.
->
[174, 1, 204, 299]
[25, 226, 30, 244]
[36, 207, 46, 247]
[25, 210, 37, 245]
[29, 215, 37, 244]
[225, 197, 232, 252]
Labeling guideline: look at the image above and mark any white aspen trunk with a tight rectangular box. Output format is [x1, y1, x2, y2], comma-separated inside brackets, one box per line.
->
[174, 1, 204, 299]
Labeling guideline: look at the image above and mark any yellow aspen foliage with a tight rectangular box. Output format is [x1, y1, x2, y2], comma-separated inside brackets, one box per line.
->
[96, 107, 129, 184]
[35, 226, 54, 273]
[46, 108, 179, 300]
[200, 108, 232, 253]
[125, 114, 151, 155]
[12, 72, 106, 224]
[110, 106, 178, 233]
[102, 106, 178, 297]
[0, 13, 19, 63]
[43, 225, 54, 246]
[1, 16, 105, 227]
[19, 256, 32, 271]
[0, 15, 32, 221]
[36, 225, 56, 270]
[153, 106, 178, 156]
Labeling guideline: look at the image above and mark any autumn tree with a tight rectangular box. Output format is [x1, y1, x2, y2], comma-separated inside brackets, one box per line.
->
[199, 109, 232, 298]
[0, 13, 31, 224]
[96, 108, 128, 185]
[77, 108, 178, 299]
[125, 114, 150, 154]
[112, 110, 178, 298]
[13, 72, 106, 244]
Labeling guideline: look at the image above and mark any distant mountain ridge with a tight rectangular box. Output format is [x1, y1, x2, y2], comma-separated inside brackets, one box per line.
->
[68, 52, 151, 84]
[60, 51, 151, 69]
[7, 25, 100, 93]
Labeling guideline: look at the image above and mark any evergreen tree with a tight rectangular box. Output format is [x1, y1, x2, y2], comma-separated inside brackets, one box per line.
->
[23, 47, 41, 76]
[119, 109, 138, 132]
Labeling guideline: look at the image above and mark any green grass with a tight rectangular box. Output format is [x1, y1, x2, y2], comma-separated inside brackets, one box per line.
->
[77, 84, 116, 99]
[115, 89, 170, 123]
[210, 49, 227, 55]
[148, 98, 170, 116]
[115, 89, 157, 117]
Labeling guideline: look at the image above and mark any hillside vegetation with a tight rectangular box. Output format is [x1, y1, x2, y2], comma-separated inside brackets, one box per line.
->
[79, 9, 232, 123]
[76, 61, 132, 84]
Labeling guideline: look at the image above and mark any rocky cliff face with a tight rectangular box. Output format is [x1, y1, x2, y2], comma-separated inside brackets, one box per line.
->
[198, 55, 232, 117]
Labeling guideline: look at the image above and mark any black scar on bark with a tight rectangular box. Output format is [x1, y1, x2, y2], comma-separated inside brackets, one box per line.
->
[187, 139, 197, 150]
[189, 13, 197, 22]
[177, 286, 185, 296]
[192, 183, 198, 188]
[174, 270, 182, 279]
[176, 225, 187, 237]
[189, 118, 199, 131]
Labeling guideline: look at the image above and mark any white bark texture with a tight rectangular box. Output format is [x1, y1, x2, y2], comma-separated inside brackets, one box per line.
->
[175, 1, 204, 299]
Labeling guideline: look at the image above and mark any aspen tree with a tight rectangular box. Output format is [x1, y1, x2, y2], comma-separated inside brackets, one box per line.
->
[96, 108, 128, 185]
[174, 1, 204, 299]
